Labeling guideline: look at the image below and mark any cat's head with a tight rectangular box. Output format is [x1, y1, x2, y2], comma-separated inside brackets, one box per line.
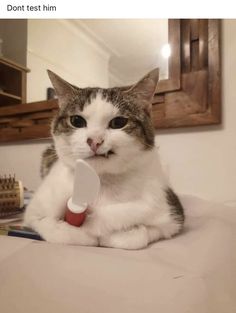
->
[48, 69, 159, 175]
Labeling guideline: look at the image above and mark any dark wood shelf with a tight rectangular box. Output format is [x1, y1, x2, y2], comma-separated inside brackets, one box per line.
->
[0, 56, 30, 73]
[0, 57, 30, 107]
[0, 99, 58, 142]
[0, 91, 22, 106]
[0, 91, 22, 101]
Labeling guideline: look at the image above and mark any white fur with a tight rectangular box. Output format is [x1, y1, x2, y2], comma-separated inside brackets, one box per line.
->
[24, 94, 181, 249]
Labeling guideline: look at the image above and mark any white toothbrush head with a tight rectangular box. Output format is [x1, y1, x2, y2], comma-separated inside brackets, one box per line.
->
[68, 159, 100, 213]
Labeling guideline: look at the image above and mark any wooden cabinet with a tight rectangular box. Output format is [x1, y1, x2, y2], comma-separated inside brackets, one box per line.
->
[0, 57, 29, 106]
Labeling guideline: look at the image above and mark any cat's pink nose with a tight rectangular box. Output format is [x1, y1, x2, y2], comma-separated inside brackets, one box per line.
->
[87, 137, 104, 153]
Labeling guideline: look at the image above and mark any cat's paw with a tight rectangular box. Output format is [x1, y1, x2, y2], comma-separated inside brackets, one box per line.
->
[33, 218, 98, 246]
[100, 226, 149, 250]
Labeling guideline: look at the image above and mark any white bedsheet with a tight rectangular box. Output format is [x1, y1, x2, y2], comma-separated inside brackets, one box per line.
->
[0, 195, 236, 313]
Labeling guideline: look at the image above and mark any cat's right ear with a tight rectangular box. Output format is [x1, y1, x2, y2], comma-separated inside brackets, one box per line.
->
[123, 68, 159, 116]
[47, 70, 76, 108]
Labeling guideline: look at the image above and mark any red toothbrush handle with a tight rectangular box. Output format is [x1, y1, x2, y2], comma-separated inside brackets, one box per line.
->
[65, 207, 87, 227]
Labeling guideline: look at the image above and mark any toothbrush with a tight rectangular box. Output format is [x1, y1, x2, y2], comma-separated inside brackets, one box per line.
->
[65, 159, 100, 227]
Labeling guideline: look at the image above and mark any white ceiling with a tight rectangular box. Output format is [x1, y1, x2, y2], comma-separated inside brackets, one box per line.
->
[74, 19, 169, 86]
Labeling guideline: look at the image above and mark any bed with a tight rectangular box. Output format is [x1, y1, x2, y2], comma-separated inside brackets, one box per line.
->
[0, 195, 236, 313]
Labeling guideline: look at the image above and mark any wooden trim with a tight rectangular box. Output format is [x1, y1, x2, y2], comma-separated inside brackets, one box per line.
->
[156, 19, 181, 93]
[208, 19, 221, 123]
[153, 19, 221, 129]
[0, 99, 58, 117]
[0, 91, 21, 100]
[0, 124, 51, 143]
[0, 99, 58, 143]
[0, 56, 30, 73]
[153, 111, 220, 129]
[21, 71, 27, 103]
[181, 19, 191, 73]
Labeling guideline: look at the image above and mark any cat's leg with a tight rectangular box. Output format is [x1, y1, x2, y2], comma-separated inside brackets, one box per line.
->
[96, 202, 180, 249]
[99, 225, 149, 250]
[24, 161, 97, 246]
[146, 226, 162, 244]
[152, 213, 183, 239]
[100, 222, 180, 250]
[145, 213, 183, 245]
[29, 216, 98, 246]
[98, 201, 154, 233]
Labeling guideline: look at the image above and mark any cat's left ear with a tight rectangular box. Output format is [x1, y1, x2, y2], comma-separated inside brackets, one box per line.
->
[125, 68, 159, 115]
[47, 70, 77, 108]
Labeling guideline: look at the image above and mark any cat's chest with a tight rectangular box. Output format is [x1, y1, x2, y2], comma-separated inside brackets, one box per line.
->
[61, 164, 145, 209]
[92, 180, 144, 210]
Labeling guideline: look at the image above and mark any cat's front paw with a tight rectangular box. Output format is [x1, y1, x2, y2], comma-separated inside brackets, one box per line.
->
[99, 226, 149, 250]
[34, 218, 98, 246]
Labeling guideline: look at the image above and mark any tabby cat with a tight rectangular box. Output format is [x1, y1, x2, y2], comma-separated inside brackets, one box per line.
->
[24, 68, 184, 249]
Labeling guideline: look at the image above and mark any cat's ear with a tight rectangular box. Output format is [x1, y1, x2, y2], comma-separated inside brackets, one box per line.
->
[47, 70, 76, 108]
[125, 68, 159, 115]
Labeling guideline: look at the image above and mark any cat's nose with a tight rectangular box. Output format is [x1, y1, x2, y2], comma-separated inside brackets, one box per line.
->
[87, 137, 104, 153]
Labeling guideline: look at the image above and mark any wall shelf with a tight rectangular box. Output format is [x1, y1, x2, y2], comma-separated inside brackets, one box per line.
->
[0, 57, 30, 107]
[0, 91, 22, 100]
[0, 99, 58, 142]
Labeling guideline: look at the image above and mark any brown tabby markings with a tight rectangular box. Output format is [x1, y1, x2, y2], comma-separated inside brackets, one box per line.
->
[40, 144, 58, 178]
[51, 88, 99, 136]
[52, 87, 155, 149]
[166, 188, 185, 225]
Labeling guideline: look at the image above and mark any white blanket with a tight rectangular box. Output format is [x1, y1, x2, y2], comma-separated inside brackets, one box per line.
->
[0, 195, 236, 313]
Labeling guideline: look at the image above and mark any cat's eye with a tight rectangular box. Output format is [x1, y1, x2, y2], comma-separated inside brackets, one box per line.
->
[70, 115, 87, 128]
[109, 116, 128, 129]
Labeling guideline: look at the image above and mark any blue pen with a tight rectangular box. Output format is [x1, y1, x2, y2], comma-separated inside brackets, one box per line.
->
[0, 225, 43, 241]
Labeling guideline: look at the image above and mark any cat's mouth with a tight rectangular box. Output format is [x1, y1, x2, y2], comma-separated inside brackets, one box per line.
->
[88, 150, 115, 160]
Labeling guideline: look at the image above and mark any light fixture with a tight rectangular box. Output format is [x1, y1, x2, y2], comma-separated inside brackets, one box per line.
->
[161, 43, 171, 59]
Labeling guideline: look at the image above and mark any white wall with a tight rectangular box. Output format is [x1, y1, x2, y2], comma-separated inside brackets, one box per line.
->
[27, 19, 110, 102]
[0, 20, 235, 204]
[0, 141, 49, 191]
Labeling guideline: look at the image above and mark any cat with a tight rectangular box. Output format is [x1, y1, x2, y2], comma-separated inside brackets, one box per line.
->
[24, 68, 184, 250]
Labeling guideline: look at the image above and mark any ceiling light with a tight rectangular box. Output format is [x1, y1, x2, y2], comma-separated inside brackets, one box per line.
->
[161, 43, 171, 59]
